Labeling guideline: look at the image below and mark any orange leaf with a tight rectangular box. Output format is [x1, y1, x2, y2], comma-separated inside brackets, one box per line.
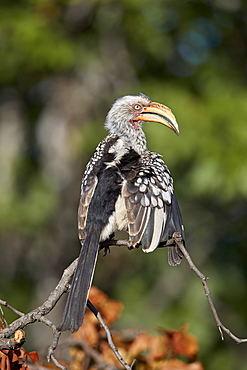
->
[172, 327, 198, 359]
[88, 286, 123, 327]
[128, 333, 151, 357]
[74, 313, 100, 347]
[187, 362, 204, 370]
[27, 351, 39, 363]
[68, 346, 85, 370]
[161, 358, 187, 369]
[73, 286, 123, 346]
[0, 351, 10, 370]
[159, 325, 198, 359]
[11, 351, 21, 363]
[15, 348, 26, 359]
[147, 335, 168, 364]
[160, 358, 204, 369]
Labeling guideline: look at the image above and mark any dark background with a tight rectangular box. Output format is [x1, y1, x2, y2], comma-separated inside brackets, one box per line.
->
[0, 0, 247, 368]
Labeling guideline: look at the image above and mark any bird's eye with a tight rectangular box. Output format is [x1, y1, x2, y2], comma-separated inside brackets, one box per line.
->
[133, 104, 142, 110]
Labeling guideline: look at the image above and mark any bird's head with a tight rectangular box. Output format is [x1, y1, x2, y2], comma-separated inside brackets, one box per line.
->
[105, 93, 179, 138]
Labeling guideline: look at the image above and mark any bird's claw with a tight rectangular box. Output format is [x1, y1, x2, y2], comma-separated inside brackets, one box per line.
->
[103, 246, 111, 256]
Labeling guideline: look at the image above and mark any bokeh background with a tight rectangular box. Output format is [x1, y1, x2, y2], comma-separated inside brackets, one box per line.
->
[0, 0, 247, 368]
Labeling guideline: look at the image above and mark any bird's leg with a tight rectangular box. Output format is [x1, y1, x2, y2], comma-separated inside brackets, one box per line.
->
[172, 231, 183, 244]
[99, 233, 115, 256]
[100, 233, 183, 255]
[158, 232, 183, 248]
[99, 236, 134, 255]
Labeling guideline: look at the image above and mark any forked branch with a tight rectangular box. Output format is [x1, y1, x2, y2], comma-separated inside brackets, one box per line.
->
[0, 235, 246, 370]
[170, 232, 247, 344]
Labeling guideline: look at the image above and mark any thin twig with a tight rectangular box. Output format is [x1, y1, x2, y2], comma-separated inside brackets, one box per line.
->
[49, 354, 66, 370]
[77, 336, 119, 370]
[38, 316, 63, 366]
[0, 300, 24, 317]
[87, 300, 133, 370]
[172, 232, 247, 344]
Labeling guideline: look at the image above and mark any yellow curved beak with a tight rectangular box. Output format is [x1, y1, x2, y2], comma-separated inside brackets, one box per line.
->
[136, 102, 179, 135]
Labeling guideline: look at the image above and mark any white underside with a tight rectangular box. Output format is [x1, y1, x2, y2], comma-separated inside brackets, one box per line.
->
[100, 195, 128, 241]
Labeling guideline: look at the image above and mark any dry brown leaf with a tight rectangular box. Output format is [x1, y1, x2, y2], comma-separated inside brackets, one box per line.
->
[26, 351, 39, 363]
[69, 287, 203, 370]
[172, 326, 198, 359]
[128, 332, 151, 358]
[69, 346, 86, 370]
[160, 360, 204, 370]
[88, 286, 123, 327]
[0, 347, 39, 370]
[0, 351, 10, 370]
[73, 286, 123, 346]
[11, 349, 21, 363]
[73, 312, 99, 347]
[147, 335, 168, 364]
[186, 362, 204, 370]
[158, 325, 198, 360]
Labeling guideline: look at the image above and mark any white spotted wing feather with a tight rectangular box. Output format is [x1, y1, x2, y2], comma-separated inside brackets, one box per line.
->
[122, 152, 184, 266]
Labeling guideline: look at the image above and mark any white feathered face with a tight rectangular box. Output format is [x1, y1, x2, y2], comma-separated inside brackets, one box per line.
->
[105, 94, 152, 135]
[105, 93, 179, 136]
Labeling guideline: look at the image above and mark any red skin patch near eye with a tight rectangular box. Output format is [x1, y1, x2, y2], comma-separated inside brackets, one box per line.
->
[130, 120, 140, 130]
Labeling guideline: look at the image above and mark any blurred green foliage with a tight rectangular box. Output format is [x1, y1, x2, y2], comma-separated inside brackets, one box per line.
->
[0, 0, 247, 368]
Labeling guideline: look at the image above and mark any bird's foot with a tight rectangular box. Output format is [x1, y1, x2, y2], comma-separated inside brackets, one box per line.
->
[158, 232, 184, 248]
[103, 245, 111, 256]
[99, 238, 133, 252]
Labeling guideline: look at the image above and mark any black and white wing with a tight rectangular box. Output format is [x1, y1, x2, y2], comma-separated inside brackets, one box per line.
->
[78, 134, 118, 242]
[122, 151, 184, 266]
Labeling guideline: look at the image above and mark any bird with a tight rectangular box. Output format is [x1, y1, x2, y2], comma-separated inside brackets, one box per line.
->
[58, 93, 185, 333]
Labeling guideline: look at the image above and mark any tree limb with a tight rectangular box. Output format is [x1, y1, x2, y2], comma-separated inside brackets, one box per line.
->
[0, 257, 132, 369]
[0, 300, 24, 318]
[0, 258, 77, 338]
[0, 234, 246, 370]
[101, 235, 247, 344]
[0, 259, 78, 367]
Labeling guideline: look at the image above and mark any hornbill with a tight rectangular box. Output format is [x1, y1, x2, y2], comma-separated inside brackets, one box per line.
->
[58, 93, 185, 333]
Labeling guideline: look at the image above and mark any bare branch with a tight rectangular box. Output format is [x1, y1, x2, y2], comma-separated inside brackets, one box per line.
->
[49, 354, 66, 370]
[0, 258, 77, 339]
[171, 232, 247, 344]
[0, 300, 24, 317]
[37, 316, 63, 366]
[1, 233, 246, 370]
[0, 256, 132, 369]
[87, 300, 133, 370]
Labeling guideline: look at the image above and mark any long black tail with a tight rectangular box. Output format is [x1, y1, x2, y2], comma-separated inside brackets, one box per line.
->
[58, 231, 100, 332]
